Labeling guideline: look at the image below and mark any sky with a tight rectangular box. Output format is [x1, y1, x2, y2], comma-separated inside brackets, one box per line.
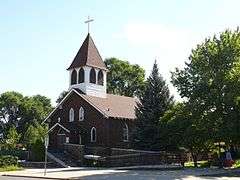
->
[0, 0, 240, 104]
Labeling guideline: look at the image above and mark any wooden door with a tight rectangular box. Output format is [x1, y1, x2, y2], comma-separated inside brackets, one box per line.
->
[57, 134, 66, 149]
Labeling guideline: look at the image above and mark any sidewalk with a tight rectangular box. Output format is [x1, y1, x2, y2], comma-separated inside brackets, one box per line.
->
[0, 167, 127, 179]
[1, 166, 240, 179]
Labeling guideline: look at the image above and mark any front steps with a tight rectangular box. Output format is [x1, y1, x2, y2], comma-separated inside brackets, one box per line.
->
[47, 150, 79, 168]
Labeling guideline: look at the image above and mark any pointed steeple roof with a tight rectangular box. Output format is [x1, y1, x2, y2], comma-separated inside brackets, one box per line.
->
[67, 33, 107, 70]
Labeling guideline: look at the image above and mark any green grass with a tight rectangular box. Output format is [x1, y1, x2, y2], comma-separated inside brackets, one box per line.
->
[0, 165, 23, 172]
[184, 161, 210, 168]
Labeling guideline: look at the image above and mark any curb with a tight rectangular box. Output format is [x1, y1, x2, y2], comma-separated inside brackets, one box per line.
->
[115, 167, 183, 171]
[2, 174, 72, 180]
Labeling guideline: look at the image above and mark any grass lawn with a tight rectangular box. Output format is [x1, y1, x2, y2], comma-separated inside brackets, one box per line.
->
[0, 165, 23, 172]
[185, 161, 210, 168]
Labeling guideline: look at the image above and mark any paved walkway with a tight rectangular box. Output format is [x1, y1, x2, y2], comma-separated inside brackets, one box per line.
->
[1, 167, 240, 179]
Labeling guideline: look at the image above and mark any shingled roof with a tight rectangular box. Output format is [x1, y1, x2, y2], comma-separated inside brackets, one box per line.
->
[79, 91, 138, 119]
[43, 89, 138, 123]
[67, 33, 107, 70]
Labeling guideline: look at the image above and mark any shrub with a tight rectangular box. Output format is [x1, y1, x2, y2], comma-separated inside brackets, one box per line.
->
[0, 149, 28, 160]
[0, 155, 18, 167]
[31, 139, 45, 161]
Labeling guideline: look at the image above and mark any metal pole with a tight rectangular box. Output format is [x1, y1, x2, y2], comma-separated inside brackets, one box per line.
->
[44, 136, 49, 176]
[44, 146, 47, 176]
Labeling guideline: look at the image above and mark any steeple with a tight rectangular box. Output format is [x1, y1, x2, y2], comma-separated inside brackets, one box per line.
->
[67, 34, 107, 70]
[67, 33, 107, 98]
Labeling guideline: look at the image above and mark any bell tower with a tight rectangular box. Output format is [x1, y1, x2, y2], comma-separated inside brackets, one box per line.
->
[67, 33, 107, 98]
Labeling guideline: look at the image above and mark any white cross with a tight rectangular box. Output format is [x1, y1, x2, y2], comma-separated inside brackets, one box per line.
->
[84, 16, 94, 34]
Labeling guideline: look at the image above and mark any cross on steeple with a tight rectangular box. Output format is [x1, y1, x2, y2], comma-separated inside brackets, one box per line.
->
[84, 16, 94, 34]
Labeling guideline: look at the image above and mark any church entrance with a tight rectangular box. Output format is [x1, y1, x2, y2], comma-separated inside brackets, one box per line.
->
[57, 134, 66, 149]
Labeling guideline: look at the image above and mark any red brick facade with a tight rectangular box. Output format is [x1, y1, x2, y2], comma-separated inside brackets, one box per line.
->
[48, 91, 134, 149]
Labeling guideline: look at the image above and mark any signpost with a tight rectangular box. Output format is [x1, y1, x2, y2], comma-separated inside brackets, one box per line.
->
[44, 135, 49, 176]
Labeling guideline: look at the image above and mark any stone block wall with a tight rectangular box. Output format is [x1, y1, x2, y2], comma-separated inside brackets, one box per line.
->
[63, 143, 84, 160]
[63, 143, 185, 167]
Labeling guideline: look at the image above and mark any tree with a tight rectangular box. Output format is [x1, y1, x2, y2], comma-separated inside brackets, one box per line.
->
[56, 90, 68, 104]
[133, 61, 173, 150]
[24, 122, 47, 149]
[161, 103, 213, 167]
[0, 92, 23, 133]
[0, 91, 52, 135]
[3, 127, 21, 150]
[24, 122, 47, 161]
[105, 58, 145, 97]
[171, 29, 240, 146]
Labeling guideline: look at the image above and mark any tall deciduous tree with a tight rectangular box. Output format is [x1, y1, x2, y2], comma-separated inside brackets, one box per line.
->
[56, 90, 68, 104]
[161, 103, 212, 167]
[171, 29, 240, 145]
[0, 91, 52, 135]
[133, 61, 173, 150]
[105, 58, 145, 97]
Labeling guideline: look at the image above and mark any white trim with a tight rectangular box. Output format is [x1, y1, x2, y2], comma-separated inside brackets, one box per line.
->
[91, 127, 96, 142]
[78, 67, 85, 84]
[42, 90, 75, 123]
[48, 123, 70, 134]
[69, 108, 74, 122]
[123, 123, 129, 142]
[79, 106, 84, 121]
[42, 89, 108, 124]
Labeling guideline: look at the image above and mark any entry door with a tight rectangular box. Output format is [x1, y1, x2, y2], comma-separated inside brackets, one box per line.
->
[57, 134, 66, 149]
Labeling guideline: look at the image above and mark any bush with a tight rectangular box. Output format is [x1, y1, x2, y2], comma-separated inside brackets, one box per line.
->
[233, 159, 240, 168]
[31, 139, 45, 161]
[0, 155, 18, 167]
[0, 149, 28, 160]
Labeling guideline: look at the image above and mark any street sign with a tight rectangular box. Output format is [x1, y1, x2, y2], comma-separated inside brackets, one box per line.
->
[45, 136, 49, 148]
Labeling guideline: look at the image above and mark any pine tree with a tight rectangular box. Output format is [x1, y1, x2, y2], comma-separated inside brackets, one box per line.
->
[133, 61, 173, 150]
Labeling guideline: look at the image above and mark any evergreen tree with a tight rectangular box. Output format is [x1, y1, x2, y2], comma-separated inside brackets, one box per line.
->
[133, 61, 173, 150]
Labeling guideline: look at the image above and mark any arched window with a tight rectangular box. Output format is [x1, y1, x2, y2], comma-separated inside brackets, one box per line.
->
[91, 127, 96, 142]
[78, 68, 84, 83]
[69, 108, 74, 122]
[71, 69, 77, 85]
[97, 70, 104, 85]
[89, 68, 96, 84]
[79, 107, 84, 121]
[123, 123, 129, 142]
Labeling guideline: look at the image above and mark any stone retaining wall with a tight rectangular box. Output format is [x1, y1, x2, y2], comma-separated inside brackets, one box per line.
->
[63, 143, 84, 160]
[19, 161, 56, 168]
[63, 143, 185, 167]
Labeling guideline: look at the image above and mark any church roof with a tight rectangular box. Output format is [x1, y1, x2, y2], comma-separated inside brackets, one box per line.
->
[76, 89, 138, 119]
[43, 89, 138, 123]
[67, 33, 107, 70]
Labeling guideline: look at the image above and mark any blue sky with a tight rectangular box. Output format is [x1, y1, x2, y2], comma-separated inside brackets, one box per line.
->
[1, 0, 240, 104]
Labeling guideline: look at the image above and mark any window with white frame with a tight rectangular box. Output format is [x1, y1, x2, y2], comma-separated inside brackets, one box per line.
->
[79, 107, 84, 121]
[91, 127, 96, 142]
[66, 137, 70, 143]
[123, 123, 129, 142]
[69, 108, 74, 122]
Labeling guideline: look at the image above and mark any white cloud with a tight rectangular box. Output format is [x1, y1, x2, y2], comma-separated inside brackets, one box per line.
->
[118, 22, 203, 100]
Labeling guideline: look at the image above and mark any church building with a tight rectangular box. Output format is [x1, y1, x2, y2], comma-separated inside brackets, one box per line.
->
[43, 33, 137, 150]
